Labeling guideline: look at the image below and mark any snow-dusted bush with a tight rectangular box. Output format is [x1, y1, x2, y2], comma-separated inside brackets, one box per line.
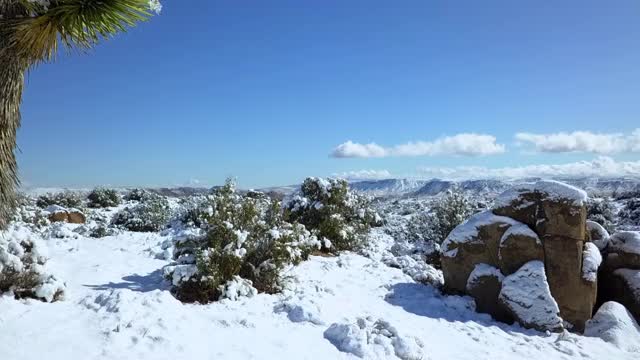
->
[619, 198, 640, 227]
[165, 179, 320, 303]
[123, 188, 149, 202]
[36, 191, 83, 209]
[284, 177, 381, 252]
[0, 226, 65, 302]
[112, 194, 170, 232]
[87, 187, 121, 208]
[410, 190, 478, 245]
[587, 198, 617, 233]
[175, 194, 216, 229]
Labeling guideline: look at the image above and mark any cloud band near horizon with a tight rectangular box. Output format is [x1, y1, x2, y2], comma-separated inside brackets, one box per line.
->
[331, 133, 506, 158]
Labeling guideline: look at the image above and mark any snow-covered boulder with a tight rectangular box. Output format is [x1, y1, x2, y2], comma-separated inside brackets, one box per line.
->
[497, 223, 544, 275]
[442, 180, 597, 331]
[44, 205, 86, 224]
[586, 220, 610, 251]
[466, 263, 511, 323]
[441, 210, 519, 293]
[582, 242, 602, 283]
[599, 231, 640, 322]
[584, 301, 640, 352]
[498, 261, 563, 332]
[604, 231, 640, 271]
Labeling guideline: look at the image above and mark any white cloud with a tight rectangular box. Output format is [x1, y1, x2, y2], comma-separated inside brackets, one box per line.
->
[331, 133, 505, 158]
[417, 156, 640, 180]
[515, 129, 640, 154]
[332, 169, 392, 180]
[331, 141, 388, 158]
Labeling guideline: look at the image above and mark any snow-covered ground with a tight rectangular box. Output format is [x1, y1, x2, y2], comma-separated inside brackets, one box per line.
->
[1, 225, 636, 360]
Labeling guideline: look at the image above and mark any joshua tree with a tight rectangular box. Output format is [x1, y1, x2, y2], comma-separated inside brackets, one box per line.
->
[0, 0, 160, 229]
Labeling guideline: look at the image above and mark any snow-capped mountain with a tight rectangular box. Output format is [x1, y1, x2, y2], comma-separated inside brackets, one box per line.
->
[348, 179, 428, 196]
[348, 177, 640, 198]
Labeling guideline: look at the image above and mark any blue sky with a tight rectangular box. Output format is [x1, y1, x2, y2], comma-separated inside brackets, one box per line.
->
[18, 0, 640, 188]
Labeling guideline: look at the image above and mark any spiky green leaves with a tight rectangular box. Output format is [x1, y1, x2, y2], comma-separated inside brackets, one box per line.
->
[2, 0, 158, 63]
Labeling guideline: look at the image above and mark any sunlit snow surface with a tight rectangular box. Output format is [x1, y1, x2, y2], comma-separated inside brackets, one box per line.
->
[0, 225, 637, 359]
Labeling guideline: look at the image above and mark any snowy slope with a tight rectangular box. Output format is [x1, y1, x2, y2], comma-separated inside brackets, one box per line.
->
[1, 226, 636, 360]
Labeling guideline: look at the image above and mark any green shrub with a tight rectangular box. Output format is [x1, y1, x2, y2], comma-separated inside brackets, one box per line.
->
[123, 188, 149, 202]
[283, 177, 380, 252]
[36, 191, 83, 209]
[164, 179, 319, 303]
[111, 194, 170, 232]
[0, 227, 65, 302]
[410, 190, 479, 245]
[587, 198, 617, 233]
[87, 187, 121, 208]
[176, 195, 216, 228]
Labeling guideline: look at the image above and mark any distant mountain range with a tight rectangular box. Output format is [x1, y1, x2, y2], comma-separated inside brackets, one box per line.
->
[24, 177, 640, 199]
[348, 177, 640, 198]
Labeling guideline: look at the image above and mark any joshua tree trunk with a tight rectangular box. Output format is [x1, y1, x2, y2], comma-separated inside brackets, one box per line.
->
[0, 32, 26, 230]
[0, 1, 29, 229]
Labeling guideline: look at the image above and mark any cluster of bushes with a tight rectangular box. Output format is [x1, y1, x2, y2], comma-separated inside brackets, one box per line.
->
[112, 193, 171, 232]
[164, 179, 320, 303]
[587, 197, 617, 233]
[36, 191, 83, 209]
[0, 226, 65, 302]
[283, 178, 381, 252]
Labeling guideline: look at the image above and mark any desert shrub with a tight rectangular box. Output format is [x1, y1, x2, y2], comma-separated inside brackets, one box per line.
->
[283, 177, 381, 252]
[410, 190, 478, 245]
[87, 187, 121, 208]
[0, 226, 65, 302]
[619, 198, 640, 227]
[164, 179, 319, 303]
[36, 191, 83, 209]
[587, 198, 617, 233]
[175, 195, 216, 229]
[111, 194, 171, 232]
[124, 188, 149, 202]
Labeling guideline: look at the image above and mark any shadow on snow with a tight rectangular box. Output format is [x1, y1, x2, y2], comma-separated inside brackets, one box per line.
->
[84, 269, 168, 293]
[384, 282, 542, 337]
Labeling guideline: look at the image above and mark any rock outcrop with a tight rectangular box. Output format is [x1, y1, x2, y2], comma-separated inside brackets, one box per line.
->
[45, 205, 86, 224]
[599, 231, 640, 323]
[442, 180, 598, 332]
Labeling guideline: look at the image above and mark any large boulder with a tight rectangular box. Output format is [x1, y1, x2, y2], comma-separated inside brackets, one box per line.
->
[67, 209, 86, 224]
[466, 263, 512, 323]
[598, 231, 640, 323]
[600, 269, 640, 323]
[584, 301, 640, 352]
[441, 211, 518, 293]
[442, 180, 598, 332]
[586, 220, 609, 251]
[603, 231, 640, 271]
[44, 205, 86, 224]
[498, 261, 563, 332]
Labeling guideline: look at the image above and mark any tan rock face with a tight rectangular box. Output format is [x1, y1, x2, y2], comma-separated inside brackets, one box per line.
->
[441, 211, 515, 294]
[466, 264, 512, 323]
[442, 180, 597, 332]
[48, 212, 69, 223]
[67, 211, 86, 224]
[498, 224, 544, 276]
